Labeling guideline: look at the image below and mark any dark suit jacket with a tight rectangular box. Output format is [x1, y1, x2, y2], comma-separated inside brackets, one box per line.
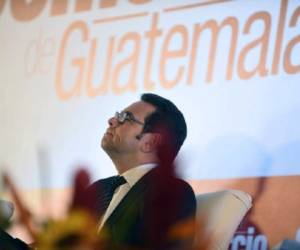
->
[0, 229, 29, 250]
[85, 167, 196, 250]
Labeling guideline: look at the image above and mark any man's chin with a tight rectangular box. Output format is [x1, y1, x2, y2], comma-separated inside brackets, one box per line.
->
[101, 138, 112, 152]
[100, 137, 107, 149]
[101, 137, 106, 146]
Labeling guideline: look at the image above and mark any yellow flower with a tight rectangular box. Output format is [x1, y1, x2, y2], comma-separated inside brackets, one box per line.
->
[36, 210, 99, 250]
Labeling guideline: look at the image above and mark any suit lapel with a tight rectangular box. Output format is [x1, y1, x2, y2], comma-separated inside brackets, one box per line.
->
[102, 168, 156, 229]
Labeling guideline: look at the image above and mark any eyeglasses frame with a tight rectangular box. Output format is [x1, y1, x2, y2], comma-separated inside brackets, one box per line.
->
[115, 111, 144, 126]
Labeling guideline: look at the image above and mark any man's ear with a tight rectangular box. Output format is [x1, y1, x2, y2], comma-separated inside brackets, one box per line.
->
[140, 133, 162, 153]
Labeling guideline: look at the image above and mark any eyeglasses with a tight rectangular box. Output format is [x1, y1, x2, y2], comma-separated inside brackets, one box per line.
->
[115, 111, 144, 125]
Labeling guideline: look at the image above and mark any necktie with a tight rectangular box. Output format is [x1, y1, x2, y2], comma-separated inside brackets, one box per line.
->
[100, 175, 126, 214]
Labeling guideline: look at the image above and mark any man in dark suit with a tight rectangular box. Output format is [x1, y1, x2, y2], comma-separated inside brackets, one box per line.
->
[0, 93, 196, 250]
[83, 93, 196, 249]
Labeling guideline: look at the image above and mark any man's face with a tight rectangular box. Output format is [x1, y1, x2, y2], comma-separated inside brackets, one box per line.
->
[101, 101, 156, 156]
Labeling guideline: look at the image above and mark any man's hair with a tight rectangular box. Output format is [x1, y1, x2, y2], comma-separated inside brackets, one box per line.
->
[140, 93, 187, 163]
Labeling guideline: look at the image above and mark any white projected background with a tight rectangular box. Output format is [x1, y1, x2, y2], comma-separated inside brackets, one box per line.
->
[1, 0, 300, 190]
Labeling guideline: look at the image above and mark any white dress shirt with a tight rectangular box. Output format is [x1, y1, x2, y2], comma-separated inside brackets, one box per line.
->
[98, 163, 156, 231]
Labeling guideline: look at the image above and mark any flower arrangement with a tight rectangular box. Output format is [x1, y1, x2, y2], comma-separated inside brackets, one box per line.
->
[1, 169, 109, 250]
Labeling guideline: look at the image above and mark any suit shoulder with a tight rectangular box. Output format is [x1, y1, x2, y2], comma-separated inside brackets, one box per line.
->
[174, 177, 196, 197]
[86, 177, 112, 190]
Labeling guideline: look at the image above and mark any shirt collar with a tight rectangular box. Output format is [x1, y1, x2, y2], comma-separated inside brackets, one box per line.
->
[121, 163, 156, 187]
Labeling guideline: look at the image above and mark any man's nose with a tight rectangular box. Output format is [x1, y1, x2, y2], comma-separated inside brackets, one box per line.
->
[108, 117, 118, 127]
